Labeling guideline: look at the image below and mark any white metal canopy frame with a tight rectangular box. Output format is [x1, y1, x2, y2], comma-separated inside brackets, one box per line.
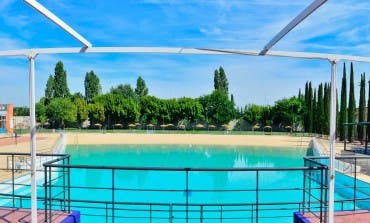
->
[1, 0, 360, 222]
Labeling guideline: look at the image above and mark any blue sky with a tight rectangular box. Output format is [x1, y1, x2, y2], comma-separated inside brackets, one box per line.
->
[1, 0, 370, 107]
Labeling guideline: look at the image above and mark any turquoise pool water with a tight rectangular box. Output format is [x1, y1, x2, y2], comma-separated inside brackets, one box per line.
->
[9, 144, 363, 222]
[62, 145, 312, 222]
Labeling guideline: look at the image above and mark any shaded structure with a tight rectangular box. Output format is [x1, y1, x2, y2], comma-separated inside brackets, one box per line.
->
[343, 122, 370, 154]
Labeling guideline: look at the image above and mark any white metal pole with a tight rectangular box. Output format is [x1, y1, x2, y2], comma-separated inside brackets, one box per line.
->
[328, 59, 337, 223]
[28, 54, 37, 223]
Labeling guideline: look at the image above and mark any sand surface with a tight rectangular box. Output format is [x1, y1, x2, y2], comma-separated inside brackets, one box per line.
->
[66, 132, 311, 148]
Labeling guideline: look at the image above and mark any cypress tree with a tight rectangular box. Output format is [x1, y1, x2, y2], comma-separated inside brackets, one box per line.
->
[336, 89, 339, 138]
[367, 79, 370, 152]
[317, 83, 325, 134]
[308, 82, 314, 133]
[214, 69, 220, 91]
[53, 61, 70, 98]
[348, 62, 356, 142]
[312, 88, 317, 133]
[218, 66, 229, 95]
[45, 75, 55, 104]
[323, 83, 331, 135]
[135, 76, 149, 98]
[358, 73, 366, 143]
[339, 63, 347, 141]
[84, 70, 102, 102]
[304, 81, 309, 132]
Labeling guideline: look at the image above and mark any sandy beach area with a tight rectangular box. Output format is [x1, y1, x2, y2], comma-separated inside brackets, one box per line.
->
[66, 132, 311, 148]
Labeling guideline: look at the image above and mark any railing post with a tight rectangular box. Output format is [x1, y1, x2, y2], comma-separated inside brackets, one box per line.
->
[320, 168, 323, 223]
[62, 159, 66, 211]
[169, 204, 173, 223]
[105, 202, 108, 223]
[354, 158, 357, 211]
[149, 204, 152, 223]
[256, 170, 259, 223]
[303, 159, 307, 214]
[112, 169, 115, 223]
[200, 205, 203, 223]
[12, 154, 15, 208]
[48, 166, 52, 223]
[308, 167, 312, 212]
[324, 167, 328, 222]
[67, 156, 71, 213]
[44, 165, 48, 222]
[185, 168, 189, 223]
[220, 205, 223, 223]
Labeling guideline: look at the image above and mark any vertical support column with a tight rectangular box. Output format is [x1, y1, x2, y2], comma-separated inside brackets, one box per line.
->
[328, 59, 337, 223]
[28, 54, 38, 223]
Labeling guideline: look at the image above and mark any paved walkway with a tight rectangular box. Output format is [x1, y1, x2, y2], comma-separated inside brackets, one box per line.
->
[304, 210, 370, 223]
[0, 207, 70, 223]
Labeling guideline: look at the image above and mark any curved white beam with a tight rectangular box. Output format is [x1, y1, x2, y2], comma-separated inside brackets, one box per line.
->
[24, 0, 92, 48]
[259, 0, 327, 55]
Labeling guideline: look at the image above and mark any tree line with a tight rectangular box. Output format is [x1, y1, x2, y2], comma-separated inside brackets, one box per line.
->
[36, 61, 236, 129]
[21, 60, 370, 136]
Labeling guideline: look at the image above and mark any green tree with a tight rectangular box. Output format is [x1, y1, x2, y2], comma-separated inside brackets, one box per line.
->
[339, 63, 347, 141]
[213, 67, 229, 95]
[243, 104, 263, 125]
[199, 90, 236, 125]
[348, 62, 356, 142]
[45, 75, 55, 103]
[177, 97, 204, 124]
[14, 107, 29, 116]
[110, 84, 136, 99]
[312, 88, 317, 133]
[214, 69, 220, 91]
[36, 98, 47, 125]
[323, 83, 330, 134]
[46, 98, 76, 128]
[139, 96, 161, 125]
[308, 82, 313, 132]
[73, 97, 89, 127]
[218, 67, 229, 95]
[367, 79, 370, 150]
[94, 93, 139, 127]
[304, 81, 309, 131]
[358, 73, 366, 143]
[135, 76, 149, 98]
[317, 84, 325, 134]
[84, 70, 102, 102]
[87, 103, 105, 125]
[272, 96, 304, 130]
[53, 61, 70, 98]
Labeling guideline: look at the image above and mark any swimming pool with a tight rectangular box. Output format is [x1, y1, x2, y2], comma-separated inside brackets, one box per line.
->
[57, 145, 314, 222]
[4, 145, 365, 223]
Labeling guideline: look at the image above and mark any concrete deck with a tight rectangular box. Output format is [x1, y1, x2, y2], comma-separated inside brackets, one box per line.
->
[0, 207, 78, 223]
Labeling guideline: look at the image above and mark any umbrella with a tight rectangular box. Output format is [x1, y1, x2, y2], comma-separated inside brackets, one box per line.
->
[222, 124, 231, 130]
[253, 124, 260, 130]
[128, 123, 136, 127]
[147, 124, 154, 127]
[208, 124, 216, 129]
[135, 122, 141, 126]
[94, 123, 102, 127]
[196, 124, 204, 129]
[114, 123, 122, 127]
[178, 124, 186, 129]
[264, 125, 272, 129]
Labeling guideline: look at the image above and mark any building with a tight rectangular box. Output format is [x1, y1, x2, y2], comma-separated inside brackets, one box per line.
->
[0, 104, 13, 133]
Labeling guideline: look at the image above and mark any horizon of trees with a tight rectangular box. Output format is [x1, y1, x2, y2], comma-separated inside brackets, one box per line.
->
[35, 62, 238, 129]
[15, 61, 370, 137]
